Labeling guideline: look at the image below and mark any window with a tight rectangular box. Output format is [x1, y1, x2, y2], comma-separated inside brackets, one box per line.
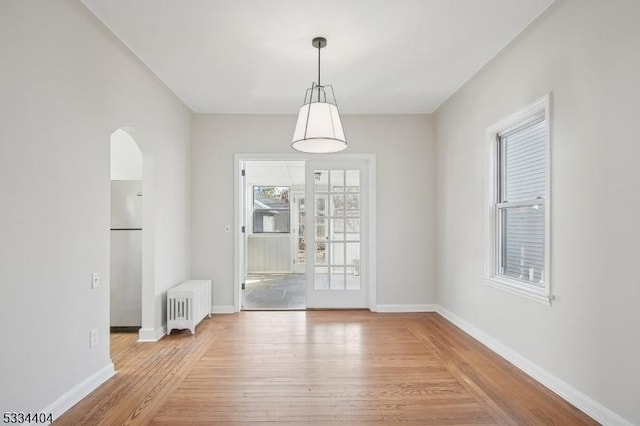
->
[486, 95, 551, 304]
[252, 186, 290, 233]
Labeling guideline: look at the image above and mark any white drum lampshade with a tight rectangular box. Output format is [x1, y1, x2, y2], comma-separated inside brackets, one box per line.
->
[292, 88, 347, 153]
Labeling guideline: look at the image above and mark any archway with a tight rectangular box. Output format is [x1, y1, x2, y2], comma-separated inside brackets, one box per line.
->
[110, 128, 156, 342]
[110, 129, 142, 332]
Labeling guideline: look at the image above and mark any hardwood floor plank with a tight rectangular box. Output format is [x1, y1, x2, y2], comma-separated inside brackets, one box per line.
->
[55, 312, 597, 425]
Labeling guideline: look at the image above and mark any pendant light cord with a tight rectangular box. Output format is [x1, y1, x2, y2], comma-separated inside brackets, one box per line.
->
[317, 43, 321, 101]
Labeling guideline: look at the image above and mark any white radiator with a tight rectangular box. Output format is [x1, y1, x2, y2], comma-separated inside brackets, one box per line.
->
[166, 279, 211, 335]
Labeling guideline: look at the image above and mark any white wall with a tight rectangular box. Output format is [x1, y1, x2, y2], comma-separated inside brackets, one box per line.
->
[434, 0, 640, 423]
[0, 0, 191, 413]
[191, 114, 436, 310]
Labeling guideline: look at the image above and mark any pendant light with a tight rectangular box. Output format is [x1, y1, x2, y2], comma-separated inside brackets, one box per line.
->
[291, 37, 347, 153]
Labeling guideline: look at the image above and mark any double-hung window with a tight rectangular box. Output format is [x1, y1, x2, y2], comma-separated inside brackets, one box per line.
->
[487, 95, 551, 304]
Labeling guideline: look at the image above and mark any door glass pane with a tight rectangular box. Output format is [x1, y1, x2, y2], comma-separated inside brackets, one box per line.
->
[330, 243, 345, 266]
[315, 170, 328, 192]
[297, 235, 306, 264]
[345, 193, 359, 211]
[346, 170, 360, 190]
[297, 197, 305, 265]
[331, 194, 345, 216]
[315, 218, 327, 240]
[346, 242, 361, 290]
[346, 218, 360, 234]
[330, 170, 344, 190]
[330, 267, 345, 290]
[330, 218, 345, 241]
[315, 241, 327, 265]
[315, 266, 329, 290]
[346, 267, 360, 290]
[346, 242, 360, 265]
[315, 194, 327, 216]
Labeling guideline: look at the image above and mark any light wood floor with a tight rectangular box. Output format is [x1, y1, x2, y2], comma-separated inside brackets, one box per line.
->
[56, 311, 597, 425]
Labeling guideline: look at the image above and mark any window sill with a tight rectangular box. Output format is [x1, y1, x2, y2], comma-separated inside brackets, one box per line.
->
[485, 276, 553, 306]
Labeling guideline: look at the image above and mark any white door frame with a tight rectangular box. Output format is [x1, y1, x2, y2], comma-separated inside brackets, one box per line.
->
[234, 153, 376, 312]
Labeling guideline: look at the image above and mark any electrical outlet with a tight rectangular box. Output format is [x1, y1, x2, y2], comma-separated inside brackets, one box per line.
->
[90, 329, 98, 348]
[91, 273, 99, 289]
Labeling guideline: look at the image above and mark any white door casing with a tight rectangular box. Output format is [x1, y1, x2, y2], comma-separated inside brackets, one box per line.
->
[233, 153, 376, 312]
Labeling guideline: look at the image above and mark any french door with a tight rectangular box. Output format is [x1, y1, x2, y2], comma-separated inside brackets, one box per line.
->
[305, 160, 368, 308]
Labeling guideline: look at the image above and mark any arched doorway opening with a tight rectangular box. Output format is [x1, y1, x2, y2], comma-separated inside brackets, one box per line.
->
[109, 128, 157, 344]
[110, 129, 143, 331]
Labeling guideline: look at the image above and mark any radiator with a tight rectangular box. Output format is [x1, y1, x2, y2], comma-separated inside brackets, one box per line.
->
[166, 279, 211, 335]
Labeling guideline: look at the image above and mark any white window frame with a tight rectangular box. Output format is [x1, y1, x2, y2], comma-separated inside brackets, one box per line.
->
[485, 94, 552, 305]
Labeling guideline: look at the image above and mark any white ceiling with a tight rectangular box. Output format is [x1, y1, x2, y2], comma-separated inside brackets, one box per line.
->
[82, 0, 553, 114]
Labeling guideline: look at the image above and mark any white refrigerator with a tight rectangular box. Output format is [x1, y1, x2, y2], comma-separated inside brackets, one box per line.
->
[110, 180, 142, 328]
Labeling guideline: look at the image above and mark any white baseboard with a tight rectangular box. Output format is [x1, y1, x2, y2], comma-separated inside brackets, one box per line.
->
[374, 304, 437, 313]
[43, 362, 115, 421]
[137, 325, 166, 342]
[435, 305, 633, 426]
[211, 305, 235, 314]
